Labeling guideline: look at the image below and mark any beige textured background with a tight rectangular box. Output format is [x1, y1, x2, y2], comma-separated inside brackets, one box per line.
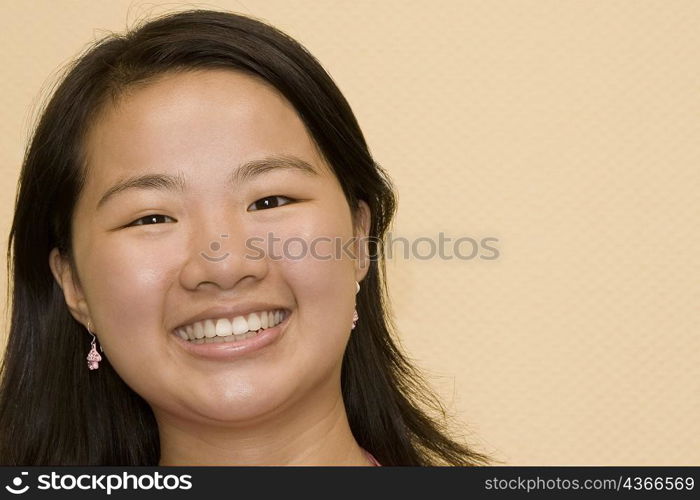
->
[1, 1, 698, 465]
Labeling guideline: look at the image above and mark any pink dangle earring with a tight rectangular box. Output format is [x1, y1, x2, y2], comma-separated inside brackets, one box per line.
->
[351, 281, 360, 330]
[86, 320, 103, 371]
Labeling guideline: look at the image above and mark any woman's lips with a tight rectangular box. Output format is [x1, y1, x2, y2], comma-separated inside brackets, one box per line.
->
[171, 310, 291, 361]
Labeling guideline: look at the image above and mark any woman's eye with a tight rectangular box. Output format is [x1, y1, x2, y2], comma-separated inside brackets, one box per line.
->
[248, 195, 294, 211]
[127, 214, 177, 227]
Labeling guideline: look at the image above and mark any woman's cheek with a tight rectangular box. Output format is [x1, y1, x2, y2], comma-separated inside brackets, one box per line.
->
[271, 223, 355, 353]
[86, 238, 178, 352]
[267, 216, 350, 289]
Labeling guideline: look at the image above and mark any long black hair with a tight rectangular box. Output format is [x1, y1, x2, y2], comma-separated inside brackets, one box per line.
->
[1, 9, 490, 465]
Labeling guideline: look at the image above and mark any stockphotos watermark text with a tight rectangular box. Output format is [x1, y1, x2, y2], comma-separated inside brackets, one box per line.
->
[4, 470, 192, 495]
[199, 232, 500, 262]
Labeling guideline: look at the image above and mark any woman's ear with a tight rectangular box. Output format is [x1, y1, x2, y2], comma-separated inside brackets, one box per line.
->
[353, 200, 372, 281]
[48, 248, 91, 326]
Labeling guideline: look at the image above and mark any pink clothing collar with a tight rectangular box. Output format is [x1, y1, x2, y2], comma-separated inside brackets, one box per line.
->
[361, 447, 381, 466]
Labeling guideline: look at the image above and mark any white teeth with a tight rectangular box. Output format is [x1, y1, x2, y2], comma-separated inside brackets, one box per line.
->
[247, 312, 261, 331]
[215, 318, 232, 337]
[177, 308, 288, 342]
[193, 322, 205, 339]
[232, 316, 249, 336]
[204, 319, 216, 338]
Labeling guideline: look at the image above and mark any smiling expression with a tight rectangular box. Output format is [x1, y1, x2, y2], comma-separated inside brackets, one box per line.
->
[52, 68, 370, 425]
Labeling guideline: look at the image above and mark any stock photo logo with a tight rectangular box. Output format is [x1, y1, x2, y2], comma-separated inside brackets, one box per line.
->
[2, 471, 193, 496]
[5, 472, 29, 495]
[200, 234, 230, 262]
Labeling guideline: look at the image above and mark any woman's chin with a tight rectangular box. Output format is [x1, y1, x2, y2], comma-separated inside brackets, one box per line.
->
[168, 385, 294, 425]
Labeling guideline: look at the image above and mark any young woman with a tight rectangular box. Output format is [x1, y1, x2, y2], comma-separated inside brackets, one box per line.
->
[0, 9, 489, 466]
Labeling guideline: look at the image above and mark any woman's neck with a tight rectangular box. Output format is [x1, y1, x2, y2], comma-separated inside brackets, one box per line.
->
[155, 381, 371, 466]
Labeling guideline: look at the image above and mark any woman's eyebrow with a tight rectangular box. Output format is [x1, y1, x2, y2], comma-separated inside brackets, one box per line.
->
[96, 154, 319, 210]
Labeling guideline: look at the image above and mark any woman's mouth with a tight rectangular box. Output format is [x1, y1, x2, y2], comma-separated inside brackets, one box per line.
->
[170, 307, 290, 360]
[174, 308, 288, 344]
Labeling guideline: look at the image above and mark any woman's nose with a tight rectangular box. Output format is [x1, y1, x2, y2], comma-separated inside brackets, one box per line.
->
[178, 226, 269, 291]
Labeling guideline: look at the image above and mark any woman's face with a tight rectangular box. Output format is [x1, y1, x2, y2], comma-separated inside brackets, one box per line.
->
[50, 69, 370, 425]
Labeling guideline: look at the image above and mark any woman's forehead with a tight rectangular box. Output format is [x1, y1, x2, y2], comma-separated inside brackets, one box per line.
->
[86, 69, 311, 159]
[82, 69, 330, 190]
